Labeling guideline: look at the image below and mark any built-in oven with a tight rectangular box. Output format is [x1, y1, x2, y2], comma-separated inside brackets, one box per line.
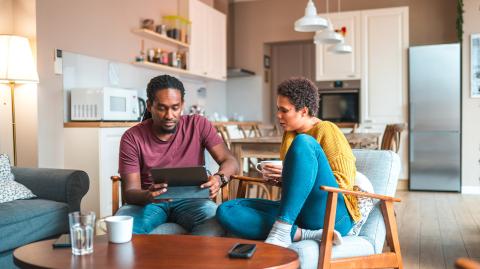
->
[317, 81, 360, 123]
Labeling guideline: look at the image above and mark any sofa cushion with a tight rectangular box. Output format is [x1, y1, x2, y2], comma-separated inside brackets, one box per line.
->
[0, 199, 69, 252]
[289, 236, 375, 269]
[0, 154, 14, 181]
[0, 180, 36, 204]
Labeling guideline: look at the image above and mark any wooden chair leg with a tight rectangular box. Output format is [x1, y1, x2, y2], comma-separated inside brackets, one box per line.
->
[319, 192, 338, 269]
[112, 178, 120, 216]
[381, 200, 403, 269]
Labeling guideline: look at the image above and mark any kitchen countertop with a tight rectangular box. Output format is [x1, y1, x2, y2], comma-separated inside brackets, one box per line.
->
[64, 122, 139, 128]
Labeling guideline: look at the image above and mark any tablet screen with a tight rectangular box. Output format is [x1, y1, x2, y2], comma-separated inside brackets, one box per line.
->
[150, 166, 209, 186]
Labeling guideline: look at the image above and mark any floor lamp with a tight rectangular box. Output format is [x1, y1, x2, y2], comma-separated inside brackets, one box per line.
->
[0, 35, 39, 166]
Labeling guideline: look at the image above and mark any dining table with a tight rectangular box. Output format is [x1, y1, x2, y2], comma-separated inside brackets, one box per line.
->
[229, 132, 382, 176]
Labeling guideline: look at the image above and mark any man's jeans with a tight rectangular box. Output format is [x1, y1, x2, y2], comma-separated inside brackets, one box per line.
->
[217, 134, 354, 240]
[116, 198, 225, 236]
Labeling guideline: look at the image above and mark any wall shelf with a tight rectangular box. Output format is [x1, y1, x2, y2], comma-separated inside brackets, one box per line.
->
[131, 28, 189, 48]
[132, 61, 225, 82]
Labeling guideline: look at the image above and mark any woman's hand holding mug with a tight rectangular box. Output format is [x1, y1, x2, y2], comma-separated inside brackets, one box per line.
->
[255, 160, 283, 186]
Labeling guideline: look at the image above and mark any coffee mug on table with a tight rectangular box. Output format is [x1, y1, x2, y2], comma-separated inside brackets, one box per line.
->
[255, 160, 283, 173]
[99, 216, 133, 243]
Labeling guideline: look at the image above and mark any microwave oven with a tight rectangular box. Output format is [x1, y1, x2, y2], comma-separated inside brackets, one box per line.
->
[71, 87, 141, 121]
[318, 89, 360, 123]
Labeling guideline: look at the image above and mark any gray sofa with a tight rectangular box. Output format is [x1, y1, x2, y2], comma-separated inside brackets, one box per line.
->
[0, 167, 89, 268]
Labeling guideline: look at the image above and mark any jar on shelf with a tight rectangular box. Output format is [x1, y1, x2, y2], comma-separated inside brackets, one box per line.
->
[179, 17, 191, 44]
[163, 15, 182, 40]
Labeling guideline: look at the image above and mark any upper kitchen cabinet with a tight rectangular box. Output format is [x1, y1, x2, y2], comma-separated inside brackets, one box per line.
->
[360, 7, 408, 125]
[316, 11, 361, 81]
[179, 0, 227, 81]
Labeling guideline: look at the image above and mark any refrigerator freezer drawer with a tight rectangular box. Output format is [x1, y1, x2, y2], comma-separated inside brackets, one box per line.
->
[409, 131, 460, 191]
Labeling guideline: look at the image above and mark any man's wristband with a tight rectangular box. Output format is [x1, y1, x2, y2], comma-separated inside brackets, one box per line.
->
[214, 173, 228, 187]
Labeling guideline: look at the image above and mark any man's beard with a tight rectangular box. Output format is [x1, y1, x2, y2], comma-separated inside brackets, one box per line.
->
[159, 124, 177, 134]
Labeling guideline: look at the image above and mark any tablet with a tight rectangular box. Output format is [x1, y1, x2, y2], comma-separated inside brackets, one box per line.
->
[150, 166, 210, 199]
[151, 166, 209, 186]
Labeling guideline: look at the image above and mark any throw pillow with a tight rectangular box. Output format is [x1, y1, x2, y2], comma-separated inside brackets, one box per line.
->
[0, 154, 14, 181]
[348, 171, 375, 236]
[0, 154, 36, 203]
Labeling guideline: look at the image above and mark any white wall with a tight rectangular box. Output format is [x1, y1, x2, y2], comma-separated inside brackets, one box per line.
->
[226, 76, 264, 121]
[36, 0, 226, 168]
[462, 0, 480, 192]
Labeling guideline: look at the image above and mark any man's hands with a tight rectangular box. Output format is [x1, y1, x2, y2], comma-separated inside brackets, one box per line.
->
[145, 183, 168, 203]
[261, 164, 283, 186]
[201, 175, 221, 199]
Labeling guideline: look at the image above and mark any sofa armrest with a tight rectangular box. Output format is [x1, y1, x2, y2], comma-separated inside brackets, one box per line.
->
[12, 167, 89, 212]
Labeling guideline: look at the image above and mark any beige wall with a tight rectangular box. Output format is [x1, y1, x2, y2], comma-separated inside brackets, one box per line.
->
[35, 0, 178, 167]
[462, 0, 480, 191]
[231, 0, 457, 75]
[0, 0, 38, 167]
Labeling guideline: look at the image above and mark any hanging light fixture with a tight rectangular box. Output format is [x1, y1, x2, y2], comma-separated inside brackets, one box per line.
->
[313, 0, 343, 44]
[328, 26, 352, 53]
[294, 0, 328, 32]
[327, 0, 352, 53]
[314, 19, 343, 44]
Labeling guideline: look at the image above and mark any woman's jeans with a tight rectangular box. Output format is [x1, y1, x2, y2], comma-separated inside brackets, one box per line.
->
[217, 134, 354, 240]
[116, 198, 224, 236]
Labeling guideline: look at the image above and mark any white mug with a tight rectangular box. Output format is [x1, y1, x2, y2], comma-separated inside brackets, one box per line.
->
[255, 160, 283, 173]
[99, 216, 133, 244]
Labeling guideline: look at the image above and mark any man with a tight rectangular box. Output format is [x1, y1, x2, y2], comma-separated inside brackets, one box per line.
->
[117, 74, 239, 236]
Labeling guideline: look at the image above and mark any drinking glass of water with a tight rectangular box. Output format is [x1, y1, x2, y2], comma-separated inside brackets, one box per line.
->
[68, 211, 95, 255]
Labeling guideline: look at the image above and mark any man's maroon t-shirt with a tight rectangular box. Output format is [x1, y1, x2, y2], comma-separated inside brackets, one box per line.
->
[118, 115, 223, 189]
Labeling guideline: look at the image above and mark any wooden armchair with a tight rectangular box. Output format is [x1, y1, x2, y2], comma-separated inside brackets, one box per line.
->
[231, 175, 402, 269]
[229, 149, 403, 269]
[110, 175, 230, 215]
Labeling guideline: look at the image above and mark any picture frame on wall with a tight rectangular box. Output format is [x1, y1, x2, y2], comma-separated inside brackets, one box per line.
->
[471, 34, 480, 98]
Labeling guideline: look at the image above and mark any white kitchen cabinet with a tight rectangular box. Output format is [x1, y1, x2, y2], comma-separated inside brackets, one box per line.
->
[64, 127, 128, 218]
[360, 7, 409, 125]
[316, 11, 361, 81]
[180, 0, 227, 81]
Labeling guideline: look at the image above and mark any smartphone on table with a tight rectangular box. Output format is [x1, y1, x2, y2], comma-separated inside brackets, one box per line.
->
[228, 243, 256, 259]
[52, 234, 71, 248]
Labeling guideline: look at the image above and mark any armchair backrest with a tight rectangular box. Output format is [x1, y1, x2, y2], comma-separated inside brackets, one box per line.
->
[353, 149, 401, 254]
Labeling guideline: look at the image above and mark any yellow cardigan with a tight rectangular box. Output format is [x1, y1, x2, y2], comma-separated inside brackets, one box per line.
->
[279, 121, 361, 222]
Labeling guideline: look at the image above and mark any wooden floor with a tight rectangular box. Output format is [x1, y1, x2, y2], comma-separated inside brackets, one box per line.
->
[396, 191, 480, 269]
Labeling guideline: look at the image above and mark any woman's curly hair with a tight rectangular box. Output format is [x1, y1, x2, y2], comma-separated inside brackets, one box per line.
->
[277, 77, 319, 116]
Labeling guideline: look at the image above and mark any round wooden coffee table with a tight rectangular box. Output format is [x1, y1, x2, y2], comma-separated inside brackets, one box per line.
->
[13, 235, 299, 269]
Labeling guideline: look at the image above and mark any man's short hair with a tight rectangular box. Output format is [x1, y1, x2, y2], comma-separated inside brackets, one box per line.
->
[277, 77, 319, 116]
[146, 75, 186, 102]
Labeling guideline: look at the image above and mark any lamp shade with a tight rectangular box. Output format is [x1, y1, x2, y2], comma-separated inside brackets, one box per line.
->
[328, 42, 352, 54]
[0, 35, 39, 83]
[294, 0, 328, 32]
[314, 19, 343, 44]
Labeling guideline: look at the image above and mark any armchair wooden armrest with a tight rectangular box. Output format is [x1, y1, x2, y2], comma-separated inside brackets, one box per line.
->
[111, 176, 122, 215]
[319, 185, 403, 269]
[320, 186, 401, 202]
[456, 258, 480, 269]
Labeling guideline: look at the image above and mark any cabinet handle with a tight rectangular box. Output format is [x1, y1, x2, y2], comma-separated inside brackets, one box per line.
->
[348, 74, 355, 78]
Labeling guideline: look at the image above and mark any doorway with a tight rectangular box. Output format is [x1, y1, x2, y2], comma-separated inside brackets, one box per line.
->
[270, 40, 315, 122]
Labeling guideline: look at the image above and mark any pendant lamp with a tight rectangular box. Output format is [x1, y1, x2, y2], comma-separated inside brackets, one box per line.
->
[314, 19, 343, 44]
[294, 0, 328, 32]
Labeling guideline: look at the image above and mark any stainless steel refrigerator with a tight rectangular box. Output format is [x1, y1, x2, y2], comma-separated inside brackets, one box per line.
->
[409, 43, 461, 192]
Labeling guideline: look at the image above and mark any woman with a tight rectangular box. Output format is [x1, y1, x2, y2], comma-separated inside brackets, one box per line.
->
[216, 77, 361, 247]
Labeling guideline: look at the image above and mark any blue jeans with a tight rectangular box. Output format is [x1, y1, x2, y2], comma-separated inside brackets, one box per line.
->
[217, 134, 354, 240]
[116, 198, 224, 236]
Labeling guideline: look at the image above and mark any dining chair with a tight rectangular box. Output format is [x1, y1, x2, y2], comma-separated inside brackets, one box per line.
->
[381, 123, 407, 153]
[229, 149, 403, 269]
[455, 258, 480, 269]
